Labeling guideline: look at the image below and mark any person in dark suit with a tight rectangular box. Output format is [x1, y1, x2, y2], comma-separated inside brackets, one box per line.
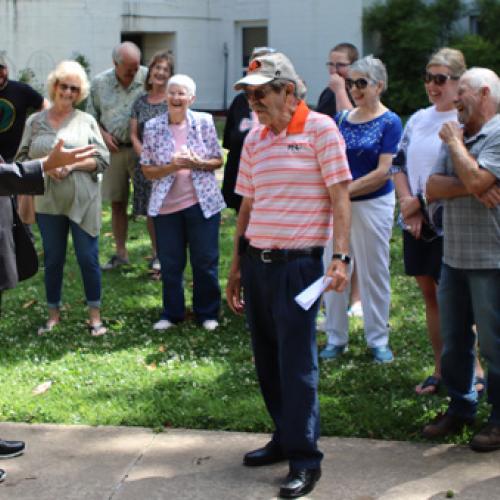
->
[0, 139, 95, 482]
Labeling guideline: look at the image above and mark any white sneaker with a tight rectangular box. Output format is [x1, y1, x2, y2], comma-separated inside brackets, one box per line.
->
[202, 320, 219, 331]
[153, 319, 173, 330]
[149, 257, 161, 272]
[347, 301, 363, 318]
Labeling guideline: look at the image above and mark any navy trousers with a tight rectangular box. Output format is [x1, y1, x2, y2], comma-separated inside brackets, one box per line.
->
[241, 251, 324, 470]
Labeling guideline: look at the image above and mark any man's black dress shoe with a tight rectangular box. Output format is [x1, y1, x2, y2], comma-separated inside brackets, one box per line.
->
[0, 439, 25, 458]
[243, 441, 286, 466]
[279, 467, 321, 498]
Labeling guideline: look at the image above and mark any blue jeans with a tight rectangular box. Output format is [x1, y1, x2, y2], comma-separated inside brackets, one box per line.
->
[36, 214, 101, 309]
[439, 263, 500, 423]
[153, 204, 221, 323]
[241, 251, 324, 470]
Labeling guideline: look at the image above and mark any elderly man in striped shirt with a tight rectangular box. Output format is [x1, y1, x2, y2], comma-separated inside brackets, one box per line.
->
[226, 52, 352, 499]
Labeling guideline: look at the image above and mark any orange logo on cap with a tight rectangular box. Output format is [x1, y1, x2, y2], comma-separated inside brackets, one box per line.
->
[248, 59, 261, 72]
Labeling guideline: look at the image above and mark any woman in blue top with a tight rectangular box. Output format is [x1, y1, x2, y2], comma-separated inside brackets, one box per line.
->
[320, 55, 402, 363]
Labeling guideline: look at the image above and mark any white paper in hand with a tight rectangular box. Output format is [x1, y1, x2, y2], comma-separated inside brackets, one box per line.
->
[294, 276, 332, 310]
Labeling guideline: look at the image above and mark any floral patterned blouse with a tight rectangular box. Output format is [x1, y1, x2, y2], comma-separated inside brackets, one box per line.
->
[140, 109, 225, 218]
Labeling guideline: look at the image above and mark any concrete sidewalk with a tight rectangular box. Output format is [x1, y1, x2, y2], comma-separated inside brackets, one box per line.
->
[0, 423, 499, 500]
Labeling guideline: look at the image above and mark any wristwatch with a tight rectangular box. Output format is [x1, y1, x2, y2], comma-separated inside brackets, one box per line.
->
[332, 253, 351, 264]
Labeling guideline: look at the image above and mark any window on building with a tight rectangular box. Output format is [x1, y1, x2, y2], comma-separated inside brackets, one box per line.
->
[469, 15, 479, 35]
[242, 27, 268, 68]
[121, 33, 144, 62]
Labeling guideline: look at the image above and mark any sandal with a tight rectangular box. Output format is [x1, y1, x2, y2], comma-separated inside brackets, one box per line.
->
[101, 255, 129, 271]
[475, 376, 486, 399]
[415, 375, 441, 395]
[89, 323, 107, 337]
[37, 321, 59, 336]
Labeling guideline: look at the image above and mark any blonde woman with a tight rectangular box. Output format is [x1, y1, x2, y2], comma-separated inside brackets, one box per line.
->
[16, 60, 109, 336]
[393, 48, 484, 395]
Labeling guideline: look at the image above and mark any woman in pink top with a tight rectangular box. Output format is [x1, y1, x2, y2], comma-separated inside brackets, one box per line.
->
[140, 74, 225, 331]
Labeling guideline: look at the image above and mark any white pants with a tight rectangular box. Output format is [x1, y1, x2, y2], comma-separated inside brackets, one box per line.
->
[323, 191, 395, 348]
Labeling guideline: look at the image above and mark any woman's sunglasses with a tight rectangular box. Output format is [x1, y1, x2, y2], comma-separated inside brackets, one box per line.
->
[345, 78, 373, 90]
[58, 82, 80, 93]
[423, 72, 459, 86]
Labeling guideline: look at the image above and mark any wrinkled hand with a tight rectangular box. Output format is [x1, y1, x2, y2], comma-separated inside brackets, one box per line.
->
[324, 260, 348, 293]
[400, 196, 420, 220]
[475, 183, 500, 208]
[171, 148, 193, 169]
[226, 268, 244, 314]
[439, 122, 463, 145]
[189, 150, 204, 169]
[405, 212, 424, 239]
[43, 139, 96, 171]
[329, 73, 345, 92]
[46, 166, 70, 181]
[102, 130, 119, 153]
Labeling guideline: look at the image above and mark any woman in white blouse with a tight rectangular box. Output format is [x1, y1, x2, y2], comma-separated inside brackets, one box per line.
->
[393, 48, 484, 395]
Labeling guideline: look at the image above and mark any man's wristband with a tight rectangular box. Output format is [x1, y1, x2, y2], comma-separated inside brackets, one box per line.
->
[332, 253, 351, 264]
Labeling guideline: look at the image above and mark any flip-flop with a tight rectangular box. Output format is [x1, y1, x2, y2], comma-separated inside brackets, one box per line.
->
[89, 323, 107, 337]
[416, 375, 441, 395]
[475, 376, 486, 399]
[37, 321, 58, 336]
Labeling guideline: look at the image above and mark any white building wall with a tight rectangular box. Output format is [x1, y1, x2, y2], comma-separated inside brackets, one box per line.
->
[1, 0, 364, 109]
[1, 0, 120, 90]
[268, 0, 364, 107]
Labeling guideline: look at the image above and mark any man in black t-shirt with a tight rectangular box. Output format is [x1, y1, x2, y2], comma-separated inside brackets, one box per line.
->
[0, 54, 47, 162]
[315, 43, 358, 117]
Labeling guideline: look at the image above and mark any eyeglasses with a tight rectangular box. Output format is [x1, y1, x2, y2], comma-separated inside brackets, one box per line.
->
[423, 72, 459, 86]
[326, 62, 349, 70]
[345, 78, 373, 90]
[244, 85, 272, 101]
[58, 82, 80, 93]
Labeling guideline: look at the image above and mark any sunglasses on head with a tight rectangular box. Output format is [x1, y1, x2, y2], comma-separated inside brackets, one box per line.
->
[244, 85, 272, 101]
[58, 82, 80, 93]
[345, 78, 373, 90]
[423, 72, 459, 86]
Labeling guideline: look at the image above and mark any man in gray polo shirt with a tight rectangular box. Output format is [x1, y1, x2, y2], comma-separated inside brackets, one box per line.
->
[423, 68, 500, 451]
[87, 41, 147, 269]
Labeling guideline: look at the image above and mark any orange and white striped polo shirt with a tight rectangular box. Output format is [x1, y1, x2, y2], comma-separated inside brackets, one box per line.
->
[235, 101, 351, 249]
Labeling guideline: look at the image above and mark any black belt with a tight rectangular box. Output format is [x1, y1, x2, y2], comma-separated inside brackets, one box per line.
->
[246, 245, 323, 263]
[119, 142, 133, 148]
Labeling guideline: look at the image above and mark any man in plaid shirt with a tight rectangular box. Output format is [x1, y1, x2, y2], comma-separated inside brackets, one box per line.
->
[423, 67, 500, 451]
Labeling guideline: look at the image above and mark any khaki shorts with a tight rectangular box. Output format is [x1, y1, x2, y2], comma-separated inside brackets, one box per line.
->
[101, 147, 137, 203]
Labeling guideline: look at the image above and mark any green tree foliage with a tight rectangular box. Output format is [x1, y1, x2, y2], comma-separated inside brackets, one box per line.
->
[451, 0, 500, 74]
[364, 0, 463, 115]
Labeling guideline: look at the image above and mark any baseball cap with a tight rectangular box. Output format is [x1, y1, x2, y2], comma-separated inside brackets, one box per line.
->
[251, 46, 276, 59]
[234, 52, 299, 90]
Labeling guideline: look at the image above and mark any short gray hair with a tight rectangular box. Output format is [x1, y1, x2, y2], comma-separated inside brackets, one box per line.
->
[167, 74, 196, 97]
[462, 67, 500, 104]
[112, 42, 141, 65]
[349, 55, 388, 91]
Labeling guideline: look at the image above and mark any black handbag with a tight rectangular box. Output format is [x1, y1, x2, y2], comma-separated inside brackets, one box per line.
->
[11, 198, 38, 281]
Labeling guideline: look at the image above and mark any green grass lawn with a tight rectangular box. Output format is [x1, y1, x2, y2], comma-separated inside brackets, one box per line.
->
[0, 206, 490, 444]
